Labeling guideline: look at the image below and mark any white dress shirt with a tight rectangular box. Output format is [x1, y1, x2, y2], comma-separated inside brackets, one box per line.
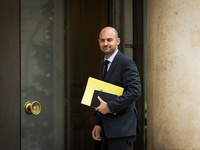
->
[104, 49, 119, 72]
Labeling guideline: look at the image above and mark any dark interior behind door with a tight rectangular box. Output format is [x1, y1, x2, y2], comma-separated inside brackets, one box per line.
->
[0, 0, 20, 149]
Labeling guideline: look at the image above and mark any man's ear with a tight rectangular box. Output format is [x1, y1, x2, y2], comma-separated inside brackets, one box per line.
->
[117, 38, 120, 45]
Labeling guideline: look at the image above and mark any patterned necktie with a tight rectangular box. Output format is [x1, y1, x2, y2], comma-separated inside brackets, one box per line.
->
[102, 60, 109, 81]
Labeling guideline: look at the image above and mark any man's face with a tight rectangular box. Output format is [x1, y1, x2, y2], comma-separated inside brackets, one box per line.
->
[98, 28, 120, 59]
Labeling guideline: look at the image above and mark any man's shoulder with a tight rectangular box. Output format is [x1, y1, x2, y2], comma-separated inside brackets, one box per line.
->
[116, 51, 134, 62]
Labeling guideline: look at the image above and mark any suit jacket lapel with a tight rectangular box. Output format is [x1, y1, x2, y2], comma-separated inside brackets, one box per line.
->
[99, 60, 104, 80]
[104, 51, 121, 82]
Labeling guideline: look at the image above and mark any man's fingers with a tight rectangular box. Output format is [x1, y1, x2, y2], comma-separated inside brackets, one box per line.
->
[92, 125, 102, 141]
[92, 134, 102, 141]
[96, 136, 102, 141]
[97, 96, 103, 102]
[92, 131, 99, 140]
[95, 96, 103, 111]
[96, 96, 109, 115]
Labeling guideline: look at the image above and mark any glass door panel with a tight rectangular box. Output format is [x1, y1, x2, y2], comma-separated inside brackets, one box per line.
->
[21, 0, 64, 149]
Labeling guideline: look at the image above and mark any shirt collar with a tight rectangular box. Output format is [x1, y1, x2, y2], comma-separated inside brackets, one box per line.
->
[104, 49, 119, 63]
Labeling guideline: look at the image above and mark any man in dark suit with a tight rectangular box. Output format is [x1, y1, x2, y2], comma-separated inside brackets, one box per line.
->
[92, 27, 141, 150]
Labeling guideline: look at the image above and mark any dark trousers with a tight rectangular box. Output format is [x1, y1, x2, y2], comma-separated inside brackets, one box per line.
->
[101, 135, 136, 150]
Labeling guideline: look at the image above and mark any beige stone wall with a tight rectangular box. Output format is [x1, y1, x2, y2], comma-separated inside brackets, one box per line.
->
[147, 0, 200, 149]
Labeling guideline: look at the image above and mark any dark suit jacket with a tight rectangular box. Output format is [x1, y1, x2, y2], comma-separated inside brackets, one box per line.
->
[94, 51, 141, 138]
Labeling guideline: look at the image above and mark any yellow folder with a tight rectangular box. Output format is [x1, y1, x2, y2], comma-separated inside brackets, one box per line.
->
[81, 77, 124, 107]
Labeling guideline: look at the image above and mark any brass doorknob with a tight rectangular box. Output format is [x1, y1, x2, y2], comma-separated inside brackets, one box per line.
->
[24, 101, 41, 115]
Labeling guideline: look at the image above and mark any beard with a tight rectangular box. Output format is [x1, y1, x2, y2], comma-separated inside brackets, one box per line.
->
[101, 46, 117, 57]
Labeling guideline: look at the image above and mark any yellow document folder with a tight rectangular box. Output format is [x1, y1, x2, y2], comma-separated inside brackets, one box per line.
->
[81, 77, 124, 107]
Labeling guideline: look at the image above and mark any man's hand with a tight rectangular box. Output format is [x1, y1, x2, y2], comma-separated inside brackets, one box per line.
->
[92, 125, 102, 141]
[95, 96, 110, 114]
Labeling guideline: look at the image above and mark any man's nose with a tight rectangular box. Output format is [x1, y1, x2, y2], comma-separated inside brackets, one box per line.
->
[104, 40, 108, 45]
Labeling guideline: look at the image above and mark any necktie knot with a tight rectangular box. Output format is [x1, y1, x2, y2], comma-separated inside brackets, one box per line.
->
[104, 60, 109, 65]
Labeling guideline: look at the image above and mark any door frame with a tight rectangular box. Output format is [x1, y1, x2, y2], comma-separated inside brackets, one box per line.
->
[109, 0, 145, 149]
[0, 0, 20, 149]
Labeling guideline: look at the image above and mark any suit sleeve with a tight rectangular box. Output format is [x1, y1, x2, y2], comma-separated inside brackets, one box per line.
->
[94, 111, 102, 126]
[107, 58, 141, 114]
[94, 61, 104, 126]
